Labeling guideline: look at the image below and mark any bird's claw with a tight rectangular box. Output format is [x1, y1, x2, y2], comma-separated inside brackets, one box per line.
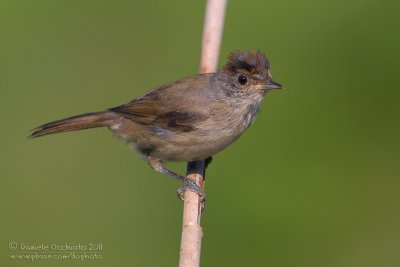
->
[177, 178, 206, 211]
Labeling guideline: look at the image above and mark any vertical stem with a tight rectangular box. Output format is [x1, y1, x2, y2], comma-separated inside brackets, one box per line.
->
[178, 1, 227, 267]
[200, 0, 227, 74]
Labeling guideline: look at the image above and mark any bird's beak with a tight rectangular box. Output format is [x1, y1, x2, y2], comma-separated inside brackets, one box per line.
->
[265, 80, 283, 90]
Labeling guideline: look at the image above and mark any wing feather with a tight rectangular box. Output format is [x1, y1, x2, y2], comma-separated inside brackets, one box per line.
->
[109, 75, 211, 132]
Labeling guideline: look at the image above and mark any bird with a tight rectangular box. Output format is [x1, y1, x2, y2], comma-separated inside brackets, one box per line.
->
[29, 50, 282, 202]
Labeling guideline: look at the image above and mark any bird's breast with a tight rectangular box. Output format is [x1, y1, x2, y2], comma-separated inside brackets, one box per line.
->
[212, 94, 263, 134]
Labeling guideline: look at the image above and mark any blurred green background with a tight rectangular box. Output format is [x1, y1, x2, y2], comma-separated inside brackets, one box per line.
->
[1, 0, 399, 266]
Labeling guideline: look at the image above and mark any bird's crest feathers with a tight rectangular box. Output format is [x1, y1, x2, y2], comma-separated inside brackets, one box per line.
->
[223, 50, 270, 76]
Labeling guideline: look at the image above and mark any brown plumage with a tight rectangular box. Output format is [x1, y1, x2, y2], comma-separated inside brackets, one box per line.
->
[224, 50, 270, 76]
[30, 50, 282, 201]
[30, 112, 116, 138]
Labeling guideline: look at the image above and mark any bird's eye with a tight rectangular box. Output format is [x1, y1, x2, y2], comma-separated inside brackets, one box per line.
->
[238, 75, 247, 85]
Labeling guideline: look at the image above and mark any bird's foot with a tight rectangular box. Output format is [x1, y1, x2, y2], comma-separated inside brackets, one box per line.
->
[177, 178, 206, 210]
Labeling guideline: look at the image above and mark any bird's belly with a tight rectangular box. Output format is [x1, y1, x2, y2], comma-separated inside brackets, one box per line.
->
[143, 130, 235, 161]
[110, 113, 253, 162]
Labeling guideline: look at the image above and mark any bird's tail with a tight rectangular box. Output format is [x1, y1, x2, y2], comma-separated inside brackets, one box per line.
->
[29, 111, 116, 138]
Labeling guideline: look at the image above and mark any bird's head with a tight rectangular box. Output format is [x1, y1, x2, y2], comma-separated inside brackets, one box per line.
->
[222, 50, 282, 95]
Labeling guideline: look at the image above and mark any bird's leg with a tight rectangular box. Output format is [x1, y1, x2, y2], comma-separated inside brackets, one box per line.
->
[148, 157, 185, 183]
[147, 157, 205, 202]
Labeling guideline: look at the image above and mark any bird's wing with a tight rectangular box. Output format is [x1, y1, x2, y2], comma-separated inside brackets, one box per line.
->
[109, 75, 211, 132]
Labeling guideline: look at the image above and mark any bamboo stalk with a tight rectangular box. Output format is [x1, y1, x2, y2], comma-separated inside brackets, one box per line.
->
[178, 1, 227, 267]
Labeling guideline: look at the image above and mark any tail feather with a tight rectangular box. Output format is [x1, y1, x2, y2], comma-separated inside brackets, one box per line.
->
[29, 111, 115, 138]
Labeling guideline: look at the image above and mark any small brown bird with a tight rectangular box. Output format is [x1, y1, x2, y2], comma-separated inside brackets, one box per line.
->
[30, 50, 282, 201]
